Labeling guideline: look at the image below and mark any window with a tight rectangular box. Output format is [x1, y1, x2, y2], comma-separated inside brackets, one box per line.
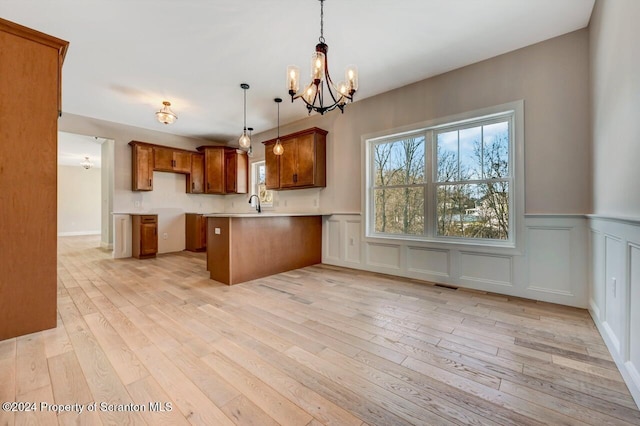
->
[251, 160, 273, 207]
[366, 102, 521, 246]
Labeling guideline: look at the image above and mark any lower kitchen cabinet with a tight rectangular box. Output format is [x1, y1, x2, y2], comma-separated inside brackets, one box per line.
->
[185, 213, 207, 252]
[131, 214, 158, 259]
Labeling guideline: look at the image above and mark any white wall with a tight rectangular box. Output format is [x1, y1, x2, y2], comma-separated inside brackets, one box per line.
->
[588, 0, 640, 408]
[57, 165, 101, 236]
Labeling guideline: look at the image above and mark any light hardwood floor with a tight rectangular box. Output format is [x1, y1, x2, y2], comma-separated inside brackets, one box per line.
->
[1, 235, 639, 425]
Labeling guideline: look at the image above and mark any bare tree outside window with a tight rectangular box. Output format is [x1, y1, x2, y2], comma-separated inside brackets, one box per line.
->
[369, 112, 513, 242]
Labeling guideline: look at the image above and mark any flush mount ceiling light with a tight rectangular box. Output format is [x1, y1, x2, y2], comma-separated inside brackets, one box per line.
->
[238, 83, 251, 150]
[273, 98, 284, 156]
[287, 0, 358, 115]
[155, 101, 177, 125]
[80, 156, 93, 170]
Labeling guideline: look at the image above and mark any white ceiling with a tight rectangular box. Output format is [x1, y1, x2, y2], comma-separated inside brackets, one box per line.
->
[3, 0, 594, 144]
[58, 132, 103, 168]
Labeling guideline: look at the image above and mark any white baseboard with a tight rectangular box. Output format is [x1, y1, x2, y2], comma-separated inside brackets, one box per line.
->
[58, 231, 101, 237]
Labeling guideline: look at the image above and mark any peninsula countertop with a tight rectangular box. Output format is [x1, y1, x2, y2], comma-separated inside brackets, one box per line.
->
[203, 212, 324, 218]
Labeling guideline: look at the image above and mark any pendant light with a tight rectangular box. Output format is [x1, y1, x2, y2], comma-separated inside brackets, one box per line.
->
[156, 101, 177, 124]
[238, 83, 251, 149]
[273, 98, 284, 156]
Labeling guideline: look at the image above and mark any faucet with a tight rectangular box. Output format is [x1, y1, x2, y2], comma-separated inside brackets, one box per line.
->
[248, 194, 261, 213]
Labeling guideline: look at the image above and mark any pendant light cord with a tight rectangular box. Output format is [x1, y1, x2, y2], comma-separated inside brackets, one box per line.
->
[243, 88, 247, 131]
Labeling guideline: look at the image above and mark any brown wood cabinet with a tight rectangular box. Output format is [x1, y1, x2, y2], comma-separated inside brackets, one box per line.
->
[263, 127, 327, 190]
[187, 153, 205, 194]
[129, 141, 154, 191]
[185, 213, 207, 252]
[131, 214, 158, 259]
[153, 146, 192, 174]
[198, 146, 248, 194]
[0, 18, 68, 340]
[225, 149, 248, 194]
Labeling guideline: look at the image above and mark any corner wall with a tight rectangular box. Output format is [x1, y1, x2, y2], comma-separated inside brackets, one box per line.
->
[588, 0, 640, 408]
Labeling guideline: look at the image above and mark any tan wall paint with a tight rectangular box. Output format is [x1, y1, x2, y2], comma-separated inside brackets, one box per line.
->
[251, 29, 591, 215]
[590, 0, 640, 217]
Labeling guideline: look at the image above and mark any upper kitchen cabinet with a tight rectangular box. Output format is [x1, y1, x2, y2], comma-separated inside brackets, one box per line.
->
[263, 127, 327, 190]
[0, 18, 68, 340]
[187, 152, 205, 194]
[153, 146, 191, 174]
[129, 141, 154, 191]
[197, 146, 248, 194]
[225, 149, 248, 194]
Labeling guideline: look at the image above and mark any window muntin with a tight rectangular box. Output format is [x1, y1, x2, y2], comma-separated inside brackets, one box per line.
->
[367, 110, 515, 245]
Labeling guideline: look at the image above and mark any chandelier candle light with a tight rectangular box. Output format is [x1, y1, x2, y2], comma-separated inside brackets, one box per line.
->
[238, 83, 251, 149]
[287, 0, 358, 115]
[156, 101, 177, 125]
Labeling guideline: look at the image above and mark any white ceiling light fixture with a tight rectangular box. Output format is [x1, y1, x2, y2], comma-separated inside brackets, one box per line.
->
[156, 101, 177, 125]
[287, 0, 358, 115]
[80, 156, 94, 170]
[273, 98, 284, 156]
[238, 83, 251, 150]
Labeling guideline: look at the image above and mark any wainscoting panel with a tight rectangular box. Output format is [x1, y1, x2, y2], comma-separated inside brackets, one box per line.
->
[366, 243, 401, 270]
[459, 252, 512, 288]
[407, 247, 449, 278]
[322, 214, 587, 306]
[604, 235, 625, 353]
[345, 219, 361, 264]
[588, 216, 640, 408]
[526, 227, 572, 295]
[325, 218, 341, 262]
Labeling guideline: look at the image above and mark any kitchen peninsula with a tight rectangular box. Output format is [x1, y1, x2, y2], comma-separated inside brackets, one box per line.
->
[205, 213, 322, 285]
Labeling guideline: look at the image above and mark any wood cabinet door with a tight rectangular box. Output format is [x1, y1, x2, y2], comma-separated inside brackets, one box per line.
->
[173, 151, 192, 173]
[225, 150, 237, 193]
[294, 133, 316, 187]
[132, 144, 153, 191]
[140, 222, 158, 256]
[279, 138, 299, 188]
[205, 148, 224, 194]
[153, 146, 174, 172]
[264, 143, 280, 190]
[188, 153, 205, 193]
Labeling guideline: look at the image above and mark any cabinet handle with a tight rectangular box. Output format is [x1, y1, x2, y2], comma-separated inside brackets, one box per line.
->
[207, 182, 210, 190]
[149, 178, 152, 187]
[192, 182, 195, 190]
[293, 173, 298, 183]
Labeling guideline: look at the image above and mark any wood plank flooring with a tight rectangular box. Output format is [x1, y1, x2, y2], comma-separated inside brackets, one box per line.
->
[1, 235, 639, 425]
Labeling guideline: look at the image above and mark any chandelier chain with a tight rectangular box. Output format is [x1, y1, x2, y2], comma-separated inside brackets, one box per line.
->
[319, 0, 325, 43]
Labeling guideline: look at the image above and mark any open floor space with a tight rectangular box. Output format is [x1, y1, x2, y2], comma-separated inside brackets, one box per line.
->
[1, 235, 638, 425]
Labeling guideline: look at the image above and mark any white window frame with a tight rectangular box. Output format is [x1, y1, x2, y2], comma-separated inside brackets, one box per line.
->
[363, 100, 524, 251]
[251, 160, 274, 208]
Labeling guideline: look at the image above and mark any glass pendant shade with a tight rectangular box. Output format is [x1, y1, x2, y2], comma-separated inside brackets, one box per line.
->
[273, 139, 284, 156]
[239, 131, 251, 149]
[287, 66, 300, 94]
[156, 101, 177, 125]
[310, 51, 325, 82]
[345, 65, 358, 92]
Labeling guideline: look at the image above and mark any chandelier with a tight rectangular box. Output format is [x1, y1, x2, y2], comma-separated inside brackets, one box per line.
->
[238, 83, 251, 149]
[156, 101, 177, 125]
[287, 0, 358, 115]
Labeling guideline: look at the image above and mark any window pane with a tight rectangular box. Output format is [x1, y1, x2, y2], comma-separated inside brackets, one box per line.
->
[483, 121, 509, 179]
[437, 182, 509, 239]
[436, 130, 458, 182]
[374, 137, 425, 186]
[459, 126, 482, 180]
[374, 187, 424, 235]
